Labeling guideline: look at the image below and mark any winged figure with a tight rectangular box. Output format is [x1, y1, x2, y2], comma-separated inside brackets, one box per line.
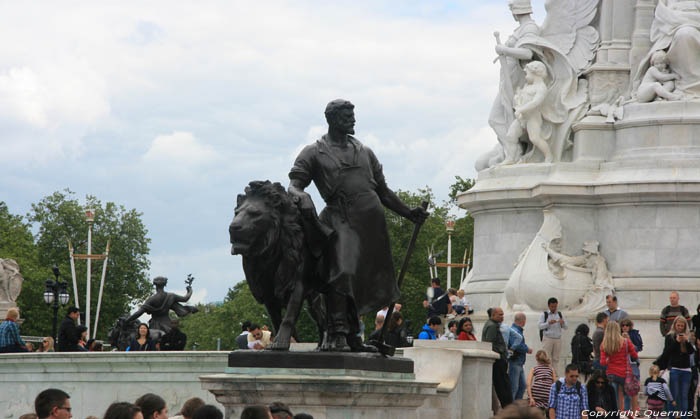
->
[477, 0, 599, 170]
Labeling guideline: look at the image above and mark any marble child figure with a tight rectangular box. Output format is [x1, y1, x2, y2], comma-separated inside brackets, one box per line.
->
[637, 50, 682, 102]
[502, 61, 552, 164]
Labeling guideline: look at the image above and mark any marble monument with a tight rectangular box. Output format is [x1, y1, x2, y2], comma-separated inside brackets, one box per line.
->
[460, 0, 700, 364]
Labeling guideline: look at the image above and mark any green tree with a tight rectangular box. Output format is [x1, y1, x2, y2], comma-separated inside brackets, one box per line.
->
[21, 190, 152, 339]
[372, 177, 475, 339]
[0, 202, 48, 335]
[178, 280, 322, 350]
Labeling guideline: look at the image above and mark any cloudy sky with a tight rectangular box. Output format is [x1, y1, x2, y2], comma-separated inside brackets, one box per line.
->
[0, 1, 546, 303]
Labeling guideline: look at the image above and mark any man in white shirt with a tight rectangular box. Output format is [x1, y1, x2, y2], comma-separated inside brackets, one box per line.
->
[538, 297, 567, 374]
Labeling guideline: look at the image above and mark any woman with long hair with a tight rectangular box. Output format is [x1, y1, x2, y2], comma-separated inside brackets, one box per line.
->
[128, 323, 157, 351]
[36, 337, 54, 352]
[600, 321, 638, 411]
[456, 317, 477, 341]
[385, 312, 412, 348]
[571, 323, 593, 381]
[657, 315, 695, 412]
[620, 318, 643, 410]
[527, 350, 556, 414]
[586, 369, 617, 414]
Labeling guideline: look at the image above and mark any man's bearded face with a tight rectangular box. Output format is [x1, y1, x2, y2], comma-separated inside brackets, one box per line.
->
[333, 108, 355, 135]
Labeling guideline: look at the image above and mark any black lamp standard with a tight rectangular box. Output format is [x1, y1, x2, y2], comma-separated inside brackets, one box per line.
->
[44, 265, 70, 343]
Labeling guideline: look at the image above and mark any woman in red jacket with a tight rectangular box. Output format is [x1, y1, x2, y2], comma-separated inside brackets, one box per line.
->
[601, 321, 638, 411]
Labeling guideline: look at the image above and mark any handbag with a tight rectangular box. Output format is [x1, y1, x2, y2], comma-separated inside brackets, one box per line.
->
[624, 340, 641, 396]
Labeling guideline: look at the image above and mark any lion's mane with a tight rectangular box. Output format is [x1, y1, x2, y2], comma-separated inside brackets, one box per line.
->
[239, 181, 305, 303]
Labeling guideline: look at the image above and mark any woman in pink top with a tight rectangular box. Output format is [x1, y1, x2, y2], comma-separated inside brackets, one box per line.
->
[600, 321, 638, 411]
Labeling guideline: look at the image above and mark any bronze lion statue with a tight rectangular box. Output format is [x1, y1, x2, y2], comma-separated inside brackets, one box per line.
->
[229, 180, 326, 350]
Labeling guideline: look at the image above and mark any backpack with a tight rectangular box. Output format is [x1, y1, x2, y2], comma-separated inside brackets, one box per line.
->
[555, 380, 583, 411]
[540, 311, 562, 341]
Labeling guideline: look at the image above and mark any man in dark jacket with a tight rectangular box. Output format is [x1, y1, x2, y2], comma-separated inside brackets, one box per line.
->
[160, 318, 187, 350]
[483, 307, 513, 409]
[57, 307, 80, 352]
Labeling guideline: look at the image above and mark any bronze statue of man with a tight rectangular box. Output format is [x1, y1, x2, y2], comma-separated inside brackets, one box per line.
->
[125, 276, 198, 336]
[288, 99, 428, 352]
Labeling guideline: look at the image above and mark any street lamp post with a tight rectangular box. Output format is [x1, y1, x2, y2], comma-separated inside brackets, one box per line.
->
[445, 217, 455, 290]
[44, 265, 70, 343]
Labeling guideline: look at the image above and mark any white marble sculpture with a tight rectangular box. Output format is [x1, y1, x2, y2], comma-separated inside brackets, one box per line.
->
[503, 211, 614, 312]
[503, 61, 551, 164]
[589, 96, 625, 123]
[637, 50, 683, 102]
[478, 0, 599, 169]
[0, 259, 23, 318]
[633, 0, 700, 98]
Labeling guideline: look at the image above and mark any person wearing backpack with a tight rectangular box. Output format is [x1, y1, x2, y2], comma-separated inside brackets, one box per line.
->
[538, 297, 568, 374]
[548, 363, 589, 419]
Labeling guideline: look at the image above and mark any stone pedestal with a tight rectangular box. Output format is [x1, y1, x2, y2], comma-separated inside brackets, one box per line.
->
[201, 352, 437, 419]
[201, 343, 499, 419]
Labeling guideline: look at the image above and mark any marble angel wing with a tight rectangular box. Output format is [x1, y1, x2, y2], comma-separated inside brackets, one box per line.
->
[540, 0, 599, 74]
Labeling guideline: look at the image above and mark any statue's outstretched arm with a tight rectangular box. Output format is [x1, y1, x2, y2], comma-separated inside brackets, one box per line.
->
[376, 184, 412, 219]
[496, 44, 533, 61]
[175, 286, 193, 302]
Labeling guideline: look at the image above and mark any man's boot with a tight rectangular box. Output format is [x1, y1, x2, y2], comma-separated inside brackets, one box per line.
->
[347, 334, 378, 353]
[328, 333, 351, 352]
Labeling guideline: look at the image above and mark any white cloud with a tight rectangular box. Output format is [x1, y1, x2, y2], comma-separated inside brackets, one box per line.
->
[143, 131, 218, 166]
[0, 0, 530, 302]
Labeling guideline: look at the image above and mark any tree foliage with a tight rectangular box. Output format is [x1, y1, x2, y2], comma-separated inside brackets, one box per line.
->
[1, 190, 152, 339]
[374, 177, 475, 338]
[0, 202, 46, 333]
[178, 280, 322, 350]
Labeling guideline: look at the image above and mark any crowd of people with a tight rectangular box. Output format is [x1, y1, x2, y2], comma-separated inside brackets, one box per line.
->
[0, 306, 189, 353]
[479, 291, 700, 418]
[26, 389, 312, 419]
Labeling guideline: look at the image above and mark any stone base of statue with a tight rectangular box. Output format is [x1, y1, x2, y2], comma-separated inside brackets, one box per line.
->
[201, 350, 437, 419]
[227, 350, 415, 373]
[200, 342, 500, 418]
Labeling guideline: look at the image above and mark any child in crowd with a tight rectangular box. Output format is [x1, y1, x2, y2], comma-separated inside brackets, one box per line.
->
[645, 364, 674, 415]
[527, 350, 556, 414]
